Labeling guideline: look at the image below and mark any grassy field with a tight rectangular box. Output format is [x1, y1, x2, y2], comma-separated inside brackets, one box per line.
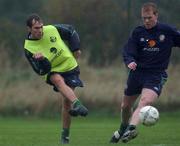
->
[0, 111, 180, 146]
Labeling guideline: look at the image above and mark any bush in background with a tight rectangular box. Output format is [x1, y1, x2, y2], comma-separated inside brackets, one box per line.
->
[0, 55, 180, 117]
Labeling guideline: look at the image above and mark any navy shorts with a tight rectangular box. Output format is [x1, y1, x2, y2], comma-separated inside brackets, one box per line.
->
[124, 70, 167, 96]
[46, 66, 83, 92]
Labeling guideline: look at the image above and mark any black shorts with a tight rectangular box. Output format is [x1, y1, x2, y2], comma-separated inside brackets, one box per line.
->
[46, 66, 83, 92]
[124, 70, 167, 96]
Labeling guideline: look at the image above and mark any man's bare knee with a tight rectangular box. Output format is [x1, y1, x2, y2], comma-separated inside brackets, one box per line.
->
[50, 74, 65, 87]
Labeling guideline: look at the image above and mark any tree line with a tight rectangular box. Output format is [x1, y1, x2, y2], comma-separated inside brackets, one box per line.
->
[0, 0, 179, 67]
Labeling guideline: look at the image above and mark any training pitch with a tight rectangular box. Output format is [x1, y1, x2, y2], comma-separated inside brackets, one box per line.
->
[0, 111, 179, 146]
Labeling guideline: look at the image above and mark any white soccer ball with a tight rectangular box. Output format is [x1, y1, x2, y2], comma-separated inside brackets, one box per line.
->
[139, 106, 159, 126]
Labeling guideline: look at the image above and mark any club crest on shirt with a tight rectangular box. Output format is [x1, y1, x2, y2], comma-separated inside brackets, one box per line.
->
[50, 36, 57, 42]
[148, 39, 156, 47]
[159, 34, 165, 42]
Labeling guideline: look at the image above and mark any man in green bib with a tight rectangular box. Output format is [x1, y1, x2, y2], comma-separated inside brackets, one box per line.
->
[24, 14, 88, 144]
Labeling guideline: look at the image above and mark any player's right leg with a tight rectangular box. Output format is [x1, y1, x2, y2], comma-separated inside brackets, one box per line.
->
[69, 99, 88, 117]
[121, 125, 138, 143]
[129, 88, 158, 126]
[121, 88, 158, 143]
[50, 73, 88, 117]
[110, 95, 138, 143]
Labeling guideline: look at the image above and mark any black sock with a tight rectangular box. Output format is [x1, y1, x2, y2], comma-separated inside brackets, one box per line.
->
[128, 125, 136, 130]
[61, 128, 70, 138]
[119, 123, 129, 135]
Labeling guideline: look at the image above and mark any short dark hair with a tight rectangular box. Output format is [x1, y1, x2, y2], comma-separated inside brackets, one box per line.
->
[142, 2, 158, 15]
[26, 13, 43, 27]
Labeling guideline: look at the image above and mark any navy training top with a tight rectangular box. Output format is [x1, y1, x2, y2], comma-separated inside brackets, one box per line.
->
[123, 22, 180, 71]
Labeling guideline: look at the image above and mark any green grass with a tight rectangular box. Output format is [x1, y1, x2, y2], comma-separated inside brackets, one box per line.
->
[0, 112, 180, 146]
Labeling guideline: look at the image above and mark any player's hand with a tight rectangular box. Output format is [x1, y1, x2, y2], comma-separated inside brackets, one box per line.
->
[128, 62, 137, 71]
[33, 53, 44, 60]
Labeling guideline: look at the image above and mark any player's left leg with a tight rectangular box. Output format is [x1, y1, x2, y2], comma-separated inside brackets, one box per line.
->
[110, 70, 141, 143]
[61, 97, 71, 144]
[121, 88, 158, 143]
[110, 94, 138, 143]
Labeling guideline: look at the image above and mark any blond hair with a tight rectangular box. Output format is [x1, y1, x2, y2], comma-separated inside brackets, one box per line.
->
[142, 2, 158, 15]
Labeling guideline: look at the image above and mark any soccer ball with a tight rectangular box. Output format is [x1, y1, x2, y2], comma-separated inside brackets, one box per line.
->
[139, 106, 159, 126]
